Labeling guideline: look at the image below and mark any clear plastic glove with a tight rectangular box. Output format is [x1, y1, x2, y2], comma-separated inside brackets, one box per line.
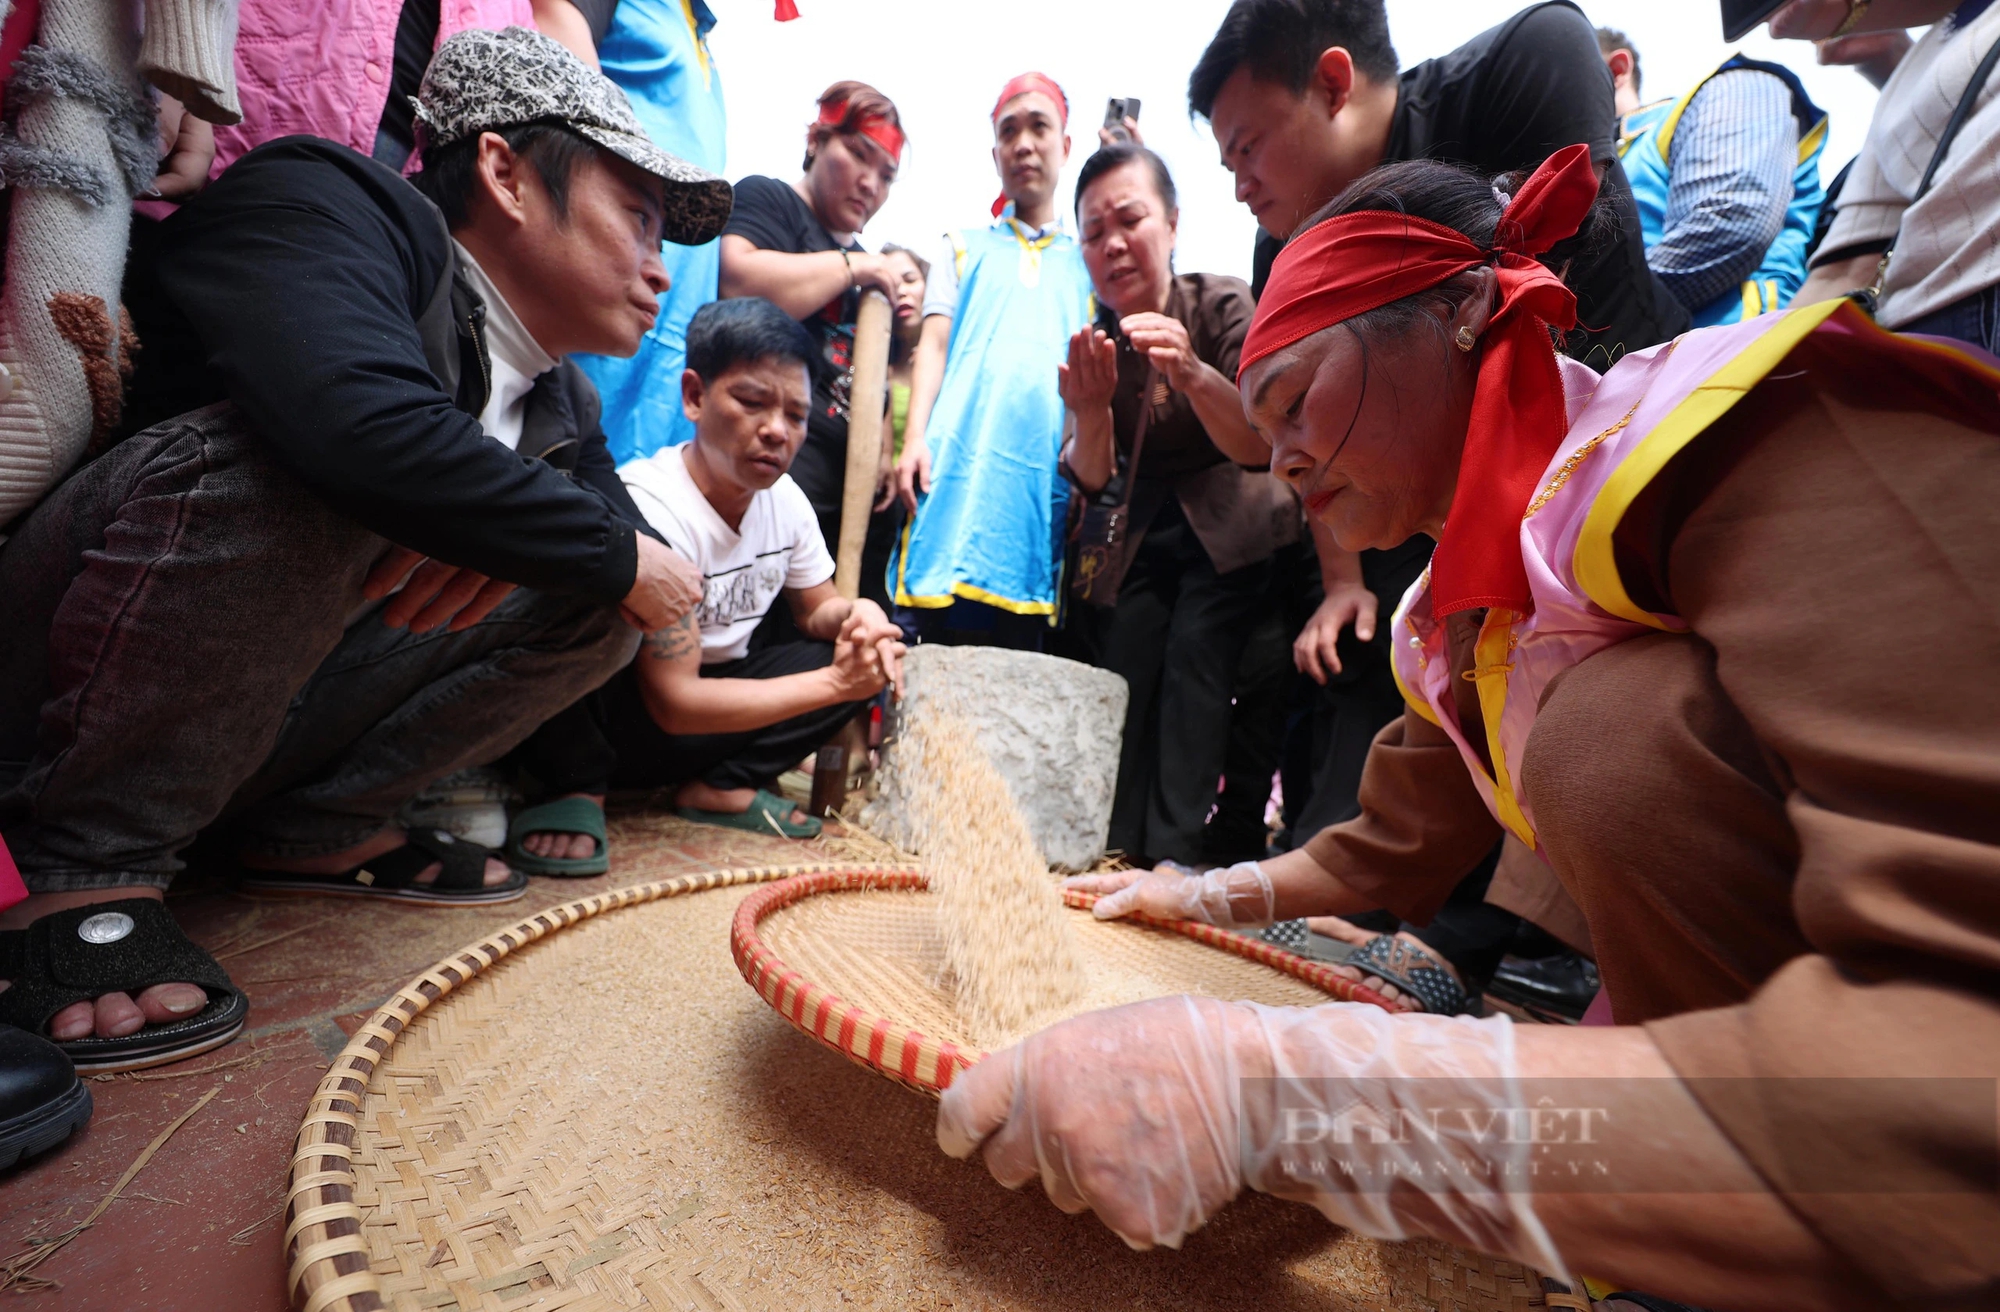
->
[1061, 860, 1275, 929]
[937, 995, 1565, 1277]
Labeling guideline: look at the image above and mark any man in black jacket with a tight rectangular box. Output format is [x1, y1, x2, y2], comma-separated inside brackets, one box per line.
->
[0, 28, 731, 1072]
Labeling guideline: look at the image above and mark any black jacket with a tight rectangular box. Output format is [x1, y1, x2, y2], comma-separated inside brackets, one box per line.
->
[148, 137, 651, 602]
[1251, 1, 1689, 370]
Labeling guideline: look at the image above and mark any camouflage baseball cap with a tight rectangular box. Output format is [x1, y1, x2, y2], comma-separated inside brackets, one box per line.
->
[414, 26, 733, 246]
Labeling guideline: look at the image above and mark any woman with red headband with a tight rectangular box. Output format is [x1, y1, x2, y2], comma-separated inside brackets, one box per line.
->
[720, 81, 909, 612]
[939, 145, 2000, 1308]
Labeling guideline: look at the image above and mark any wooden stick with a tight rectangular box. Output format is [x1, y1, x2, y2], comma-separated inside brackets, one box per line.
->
[834, 289, 893, 599]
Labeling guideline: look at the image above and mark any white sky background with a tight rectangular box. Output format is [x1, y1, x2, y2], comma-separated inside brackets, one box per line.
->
[702, 1, 1884, 284]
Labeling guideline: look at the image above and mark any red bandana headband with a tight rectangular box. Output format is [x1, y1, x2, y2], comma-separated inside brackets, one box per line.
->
[1238, 142, 1600, 621]
[992, 72, 1068, 125]
[817, 98, 905, 163]
[989, 72, 1068, 217]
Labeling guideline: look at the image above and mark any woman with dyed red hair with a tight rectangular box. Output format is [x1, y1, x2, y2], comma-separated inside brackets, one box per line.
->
[719, 81, 910, 611]
[940, 146, 2000, 1310]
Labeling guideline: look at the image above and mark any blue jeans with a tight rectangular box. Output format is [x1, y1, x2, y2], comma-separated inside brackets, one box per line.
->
[1899, 282, 2000, 354]
[0, 404, 639, 891]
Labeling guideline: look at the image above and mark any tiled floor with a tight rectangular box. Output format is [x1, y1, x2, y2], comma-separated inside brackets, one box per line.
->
[0, 808, 837, 1311]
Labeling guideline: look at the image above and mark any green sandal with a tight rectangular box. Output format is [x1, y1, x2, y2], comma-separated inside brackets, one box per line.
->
[504, 795, 610, 877]
[676, 788, 820, 839]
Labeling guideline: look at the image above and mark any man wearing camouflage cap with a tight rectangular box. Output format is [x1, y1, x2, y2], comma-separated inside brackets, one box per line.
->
[0, 29, 729, 1072]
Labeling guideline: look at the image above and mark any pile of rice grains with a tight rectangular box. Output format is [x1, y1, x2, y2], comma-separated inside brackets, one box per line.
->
[890, 710, 1156, 1049]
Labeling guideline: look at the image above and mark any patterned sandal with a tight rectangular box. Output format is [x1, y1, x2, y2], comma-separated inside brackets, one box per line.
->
[1345, 933, 1470, 1015]
[235, 827, 528, 904]
[1258, 919, 1313, 953]
[0, 898, 249, 1073]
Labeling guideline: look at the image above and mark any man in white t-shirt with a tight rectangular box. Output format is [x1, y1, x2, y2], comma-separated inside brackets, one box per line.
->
[584, 298, 905, 837]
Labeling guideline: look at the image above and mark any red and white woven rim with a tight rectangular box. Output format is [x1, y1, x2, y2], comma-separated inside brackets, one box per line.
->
[729, 870, 1397, 1097]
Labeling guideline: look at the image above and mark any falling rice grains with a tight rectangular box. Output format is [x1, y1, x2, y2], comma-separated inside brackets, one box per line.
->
[892, 711, 1091, 1048]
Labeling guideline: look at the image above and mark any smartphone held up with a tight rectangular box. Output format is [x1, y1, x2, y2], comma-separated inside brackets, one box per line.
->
[1102, 96, 1141, 143]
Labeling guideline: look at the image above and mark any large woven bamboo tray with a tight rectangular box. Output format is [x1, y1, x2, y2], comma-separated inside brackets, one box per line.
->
[286, 862, 1558, 1312]
[731, 868, 1399, 1095]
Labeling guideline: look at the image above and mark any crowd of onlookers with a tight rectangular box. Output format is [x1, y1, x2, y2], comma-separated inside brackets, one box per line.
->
[0, 0, 1996, 1181]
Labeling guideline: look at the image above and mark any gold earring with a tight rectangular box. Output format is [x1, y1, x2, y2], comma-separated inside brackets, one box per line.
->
[1455, 325, 1477, 351]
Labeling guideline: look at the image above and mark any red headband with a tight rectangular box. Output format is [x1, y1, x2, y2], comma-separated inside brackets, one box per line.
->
[988, 72, 1068, 217]
[816, 98, 905, 162]
[992, 72, 1068, 124]
[1239, 143, 1600, 620]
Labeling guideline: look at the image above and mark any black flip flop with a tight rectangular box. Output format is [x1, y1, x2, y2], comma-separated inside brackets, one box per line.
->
[0, 898, 249, 1074]
[235, 826, 528, 904]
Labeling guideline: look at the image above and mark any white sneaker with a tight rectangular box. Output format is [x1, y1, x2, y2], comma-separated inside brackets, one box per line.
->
[399, 768, 514, 849]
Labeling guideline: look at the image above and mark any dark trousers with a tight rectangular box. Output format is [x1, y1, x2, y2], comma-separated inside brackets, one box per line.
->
[522, 640, 864, 794]
[1204, 541, 1312, 862]
[1280, 537, 1434, 838]
[1101, 503, 1272, 866]
[1900, 282, 2000, 354]
[0, 404, 639, 891]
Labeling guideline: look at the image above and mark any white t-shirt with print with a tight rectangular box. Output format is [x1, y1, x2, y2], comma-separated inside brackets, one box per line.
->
[619, 447, 835, 664]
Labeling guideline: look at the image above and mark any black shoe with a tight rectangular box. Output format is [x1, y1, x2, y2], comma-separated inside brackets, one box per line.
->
[1486, 950, 1600, 1023]
[0, 1024, 92, 1171]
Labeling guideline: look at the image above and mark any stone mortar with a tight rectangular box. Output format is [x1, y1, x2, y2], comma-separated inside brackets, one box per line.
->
[860, 646, 1128, 870]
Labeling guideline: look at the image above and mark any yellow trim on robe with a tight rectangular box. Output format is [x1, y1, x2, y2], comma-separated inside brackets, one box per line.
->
[1615, 96, 1676, 158]
[1797, 111, 1829, 165]
[895, 582, 1057, 617]
[1573, 298, 1847, 628]
[1654, 82, 1701, 161]
[1391, 641, 1444, 727]
[1470, 608, 1536, 848]
[678, 0, 712, 89]
[891, 515, 1057, 618]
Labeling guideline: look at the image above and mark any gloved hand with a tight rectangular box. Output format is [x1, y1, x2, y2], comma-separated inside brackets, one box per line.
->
[937, 995, 1566, 1277]
[1061, 860, 1275, 929]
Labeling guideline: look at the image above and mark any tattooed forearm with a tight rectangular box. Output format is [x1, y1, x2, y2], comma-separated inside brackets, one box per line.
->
[642, 613, 700, 662]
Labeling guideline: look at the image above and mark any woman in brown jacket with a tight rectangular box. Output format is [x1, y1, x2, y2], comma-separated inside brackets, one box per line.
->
[937, 148, 2000, 1311]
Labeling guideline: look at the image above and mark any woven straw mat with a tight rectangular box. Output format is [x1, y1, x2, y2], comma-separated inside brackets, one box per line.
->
[288, 862, 1558, 1312]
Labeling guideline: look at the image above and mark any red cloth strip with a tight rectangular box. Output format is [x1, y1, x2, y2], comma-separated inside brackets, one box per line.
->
[816, 98, 904, 162]
[991, 71, 1068, 124]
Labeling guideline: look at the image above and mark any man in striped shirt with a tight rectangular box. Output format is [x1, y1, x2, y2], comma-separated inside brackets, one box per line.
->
[1600, 27, 1829, 325]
